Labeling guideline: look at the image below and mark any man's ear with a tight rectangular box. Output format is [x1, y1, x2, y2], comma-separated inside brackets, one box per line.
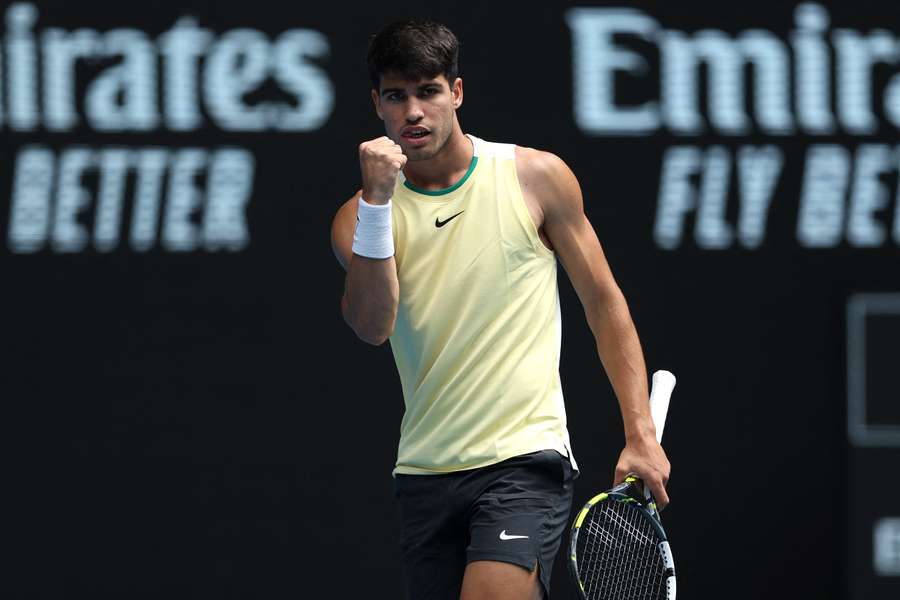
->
[371, 89, 384, 120]
[452, 77, 463, 109]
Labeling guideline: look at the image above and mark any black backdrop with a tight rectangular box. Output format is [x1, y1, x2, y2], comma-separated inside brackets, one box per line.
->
[4, 1, 899, 598]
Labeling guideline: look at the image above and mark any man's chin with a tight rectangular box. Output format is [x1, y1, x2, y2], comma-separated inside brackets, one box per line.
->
[404, 147, 438, 162]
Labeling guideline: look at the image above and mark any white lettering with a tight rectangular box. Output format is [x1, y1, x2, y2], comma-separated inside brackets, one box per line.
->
[740, 31, 794, 134]
[833, 29, 899, 135]
[655, 146, 702, 249]
[737, 146, 784, 248]
[8, 146, 54, 253]
[696, 146, 732, 248]
[0, 4, 335, 133]
[565, 8, 661, 135]
[791, 3, 835, 134]
[163, 149, 207, 251]
[797, 145, 851, 247]
[272, 30, 335, 131]
[204, 148, 254, 251]
[158, 18, 212, 131]
[896, 148, 900, 245]
[885, 71, 900, 129]
[7, 145, 257, 253]
[6, 3, 39, 130]
[204, 30, 271, 130]
[659, 31, 703, 135]
[94, 148, 130, 252]
[42, 28, 100, 130]
[130, 148, 169, 252]
[85, 29, 159, 131]
[52, 148, 94, 252]
[661, 30, 792, 135]
[567, 3, 900, 137]
[848, 144, 892, 247]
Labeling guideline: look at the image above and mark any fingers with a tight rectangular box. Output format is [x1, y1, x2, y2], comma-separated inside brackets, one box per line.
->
[359, 137, 406, 203]
[360, 136, 405, 153]
[613, 464, 629, 486]
[646, 475, 670, 510]
[359, 135, 391, 148]
[360, 138, 407, 167]
[641, 462, 670, 509]
[614, 458, 670, 509]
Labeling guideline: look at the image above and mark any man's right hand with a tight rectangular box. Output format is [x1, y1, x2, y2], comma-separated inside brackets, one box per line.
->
[359, 137, 407, 204]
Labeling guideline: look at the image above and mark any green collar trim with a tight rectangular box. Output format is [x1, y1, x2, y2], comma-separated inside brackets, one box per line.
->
[403, 156, 478, 196]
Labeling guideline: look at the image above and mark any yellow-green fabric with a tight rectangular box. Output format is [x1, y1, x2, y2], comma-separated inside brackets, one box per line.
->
[390, 135, 576, 475]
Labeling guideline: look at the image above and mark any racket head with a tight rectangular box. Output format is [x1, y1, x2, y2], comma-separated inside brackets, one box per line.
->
[568, 477, 676, 600]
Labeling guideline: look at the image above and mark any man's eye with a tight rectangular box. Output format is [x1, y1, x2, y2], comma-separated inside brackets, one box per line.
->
[421, 88, 438, 96]
[388, 93, 404, 102]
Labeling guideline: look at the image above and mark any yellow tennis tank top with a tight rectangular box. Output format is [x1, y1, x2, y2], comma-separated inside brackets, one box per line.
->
[389, 134, 577, 475]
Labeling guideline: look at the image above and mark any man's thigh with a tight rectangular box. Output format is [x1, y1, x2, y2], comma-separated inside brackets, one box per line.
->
[460, 560, 542, 600]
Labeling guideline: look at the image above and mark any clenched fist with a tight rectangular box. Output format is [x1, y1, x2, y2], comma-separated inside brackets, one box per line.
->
[359, 137, 408, 205]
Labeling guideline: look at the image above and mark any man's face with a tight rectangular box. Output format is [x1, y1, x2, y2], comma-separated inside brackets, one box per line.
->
[372, 73, 463, 162]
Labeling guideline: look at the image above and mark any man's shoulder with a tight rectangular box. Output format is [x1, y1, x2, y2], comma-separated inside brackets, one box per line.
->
[513, 145, 584, 222]
[513, 145, 577, 193]
[514, 145, 564, 172]
[330, 189, 363, 271]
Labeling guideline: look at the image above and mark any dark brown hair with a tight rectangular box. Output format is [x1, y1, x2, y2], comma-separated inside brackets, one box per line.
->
[366, 19, 460, 90]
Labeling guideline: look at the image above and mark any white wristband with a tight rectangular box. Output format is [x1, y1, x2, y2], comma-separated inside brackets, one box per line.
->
[352, 197, 394, 259]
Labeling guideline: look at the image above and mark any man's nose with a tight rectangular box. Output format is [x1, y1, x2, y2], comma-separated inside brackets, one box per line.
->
[405, 98, 425, 122]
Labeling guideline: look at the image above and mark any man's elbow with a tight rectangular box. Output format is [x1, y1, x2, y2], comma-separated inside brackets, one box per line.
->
[584, 293, 631, 331]
[341, 297, 395, 345]
[357, 329, 392, 346]
[351, 319, 394, 345]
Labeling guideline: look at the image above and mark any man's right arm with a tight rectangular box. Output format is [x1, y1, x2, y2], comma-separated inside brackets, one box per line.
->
[330, 192, 400, 346]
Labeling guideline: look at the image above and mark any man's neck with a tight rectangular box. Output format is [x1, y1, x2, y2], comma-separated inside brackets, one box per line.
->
[402, 126, 474, 191]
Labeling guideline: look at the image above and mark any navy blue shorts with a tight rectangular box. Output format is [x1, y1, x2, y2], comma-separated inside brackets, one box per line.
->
[393, 450, 576, 599]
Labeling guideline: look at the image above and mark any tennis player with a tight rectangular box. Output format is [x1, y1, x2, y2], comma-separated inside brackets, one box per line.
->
[330, 19, 671, 600]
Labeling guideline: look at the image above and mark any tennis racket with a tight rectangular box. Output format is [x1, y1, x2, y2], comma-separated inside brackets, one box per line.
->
[568, 369, 677, 600]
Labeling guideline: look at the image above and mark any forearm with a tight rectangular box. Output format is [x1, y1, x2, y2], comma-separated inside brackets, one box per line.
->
[343, 255, 399, 345]
[587, 295, 654, 441]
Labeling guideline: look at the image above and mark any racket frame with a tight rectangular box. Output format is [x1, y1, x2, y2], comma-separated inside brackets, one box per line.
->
[568, 477, 673, 600]
[567, 369, 677, 600]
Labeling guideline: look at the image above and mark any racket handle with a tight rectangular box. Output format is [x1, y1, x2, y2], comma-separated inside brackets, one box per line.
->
[644, 370, 676, 504]
[649, 370, 676, 444]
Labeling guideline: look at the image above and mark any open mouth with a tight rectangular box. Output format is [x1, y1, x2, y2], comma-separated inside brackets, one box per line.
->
[402, 128, 430, 140]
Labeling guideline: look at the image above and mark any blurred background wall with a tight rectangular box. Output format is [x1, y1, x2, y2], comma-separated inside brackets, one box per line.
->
[3, 0, 898, 598]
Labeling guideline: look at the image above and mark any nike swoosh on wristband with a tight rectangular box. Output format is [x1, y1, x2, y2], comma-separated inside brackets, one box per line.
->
[435, 211, 464, 228]
[499, 530, 530, 540]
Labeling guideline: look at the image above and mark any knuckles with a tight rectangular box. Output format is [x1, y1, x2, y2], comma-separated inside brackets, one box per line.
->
[360, 141, 402, 162]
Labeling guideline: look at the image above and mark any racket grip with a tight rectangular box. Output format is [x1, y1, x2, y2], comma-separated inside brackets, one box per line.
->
[649, 370, 676, 444]
[644, 370, 676, 503]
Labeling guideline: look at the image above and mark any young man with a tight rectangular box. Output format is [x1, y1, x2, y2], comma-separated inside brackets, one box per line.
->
[330, 19, 671, 600]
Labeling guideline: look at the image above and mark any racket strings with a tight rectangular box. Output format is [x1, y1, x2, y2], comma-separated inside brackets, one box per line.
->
[577, 500, 667, 600]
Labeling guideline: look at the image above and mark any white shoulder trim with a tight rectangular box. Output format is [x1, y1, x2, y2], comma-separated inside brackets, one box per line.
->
[467, 134, 516, 160]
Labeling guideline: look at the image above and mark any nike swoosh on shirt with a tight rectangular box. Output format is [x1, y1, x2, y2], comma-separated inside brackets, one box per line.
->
[435, 211, 465, 228]
[499, 530, 530, 540]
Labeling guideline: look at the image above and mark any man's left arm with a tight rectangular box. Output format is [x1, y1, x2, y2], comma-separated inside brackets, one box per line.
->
[516, 147, 671, 507]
